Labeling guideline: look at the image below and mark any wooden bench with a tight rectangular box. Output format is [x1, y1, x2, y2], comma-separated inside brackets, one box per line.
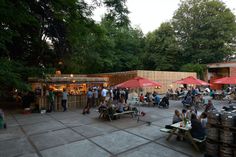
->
[162, 127, 206, 143]
[113, 110, 135, 119]
[98, 109, 135, 121]
[193, 137, 206, 143]
[160, 128, 172, 133]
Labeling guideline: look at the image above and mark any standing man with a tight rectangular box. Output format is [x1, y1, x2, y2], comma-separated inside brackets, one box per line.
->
[62, 88, 68, 112]
[93, 88, 99, 107]
[125, 88, 129, 103]
[109, 87, 114, 102]
[101, 87, 108, 103]
[48, 88, 55, 112]
[83, 88, 93, 114]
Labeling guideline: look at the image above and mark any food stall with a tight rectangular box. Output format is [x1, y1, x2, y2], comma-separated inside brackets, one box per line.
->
[28, 74, 109, 111]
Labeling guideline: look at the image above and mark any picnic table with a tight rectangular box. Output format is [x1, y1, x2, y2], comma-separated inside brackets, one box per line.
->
[168, 93, 179, 100]
[98, 107, 135, 121]
[214, 93, 224, 100]
[166, 121, 204, 151]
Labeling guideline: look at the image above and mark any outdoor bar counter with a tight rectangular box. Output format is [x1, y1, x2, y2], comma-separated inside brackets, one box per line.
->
[36, 95, 87, 111]
[29, 74, 109, 111]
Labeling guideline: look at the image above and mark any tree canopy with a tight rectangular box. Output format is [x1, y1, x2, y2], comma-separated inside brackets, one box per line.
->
[0, 0, 236, 96]
[172, 0, 236, 65]
[143, 22, 180, 71]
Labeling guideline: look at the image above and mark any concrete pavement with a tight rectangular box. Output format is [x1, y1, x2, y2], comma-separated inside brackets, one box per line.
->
[0, 99, 229, 157]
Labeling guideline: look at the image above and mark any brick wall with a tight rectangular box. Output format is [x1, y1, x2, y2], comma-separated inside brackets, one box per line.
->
[230, 67, 236, 76]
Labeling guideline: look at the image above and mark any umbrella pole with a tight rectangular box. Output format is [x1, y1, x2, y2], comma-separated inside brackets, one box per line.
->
[136, 88, 151, 126]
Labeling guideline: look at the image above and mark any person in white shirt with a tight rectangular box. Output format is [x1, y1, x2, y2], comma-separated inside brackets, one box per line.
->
[205, 87, 210, 95]
[101, 88, 108, 103]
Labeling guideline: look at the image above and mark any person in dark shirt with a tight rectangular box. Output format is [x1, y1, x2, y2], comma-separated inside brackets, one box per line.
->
[83, 88, 93, 114]
[204, 100, 215, 112]
[159, 96, 169, 108]
[190, 114, 205, 140]
[124, 88, 129, 103]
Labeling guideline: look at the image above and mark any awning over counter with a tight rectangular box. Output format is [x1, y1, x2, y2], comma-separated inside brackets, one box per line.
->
[28, 74, 109, 84]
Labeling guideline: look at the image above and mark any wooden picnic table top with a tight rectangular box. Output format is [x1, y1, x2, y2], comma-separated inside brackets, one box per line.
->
[166, 121, 202, 151]
[171, 121, 191, 131]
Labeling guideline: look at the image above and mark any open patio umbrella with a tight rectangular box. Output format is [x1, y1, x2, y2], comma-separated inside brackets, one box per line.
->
[115, 76, 161, 88]
[174, 76, 209, 86]
[115, 76, 161, 125]
[213, 76, 236, 84]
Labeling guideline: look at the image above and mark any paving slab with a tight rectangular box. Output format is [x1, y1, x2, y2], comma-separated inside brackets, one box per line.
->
[156, 137, 203, 157]
[125, 124, 165, 140]
[117, 142, 189, 157]
[108, 118, 143, 129]
[30, 128, 84, 150]
[13, 113, 48, 120]
[0, 126, 24, 141]
[0, 137, 35, 157]
[136, 107, 157, 113]
[5, 118, 19, 127]
[134, 112, 164, 122]
[40, 139, 111, 157]
[18, 153, 39, 157]
[49, 111, 81, 120]
[151, 117, 173, 128]
[2, 98, 223, 157]
[72, 122, 117, 138]
[154, 110, 174, 118]
[22, 120, 65, 135]
[59, 116, 98, 127]
[17, 115, 53, 125]
[91, 130, 149, 154]
[83, 108, 100, 118]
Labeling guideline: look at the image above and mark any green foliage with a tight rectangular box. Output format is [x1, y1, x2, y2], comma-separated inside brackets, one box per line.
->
[180, 63, 206, 79]
[103, 0, 130, 27]
[0, 58, 55, 96]
[1, 0, 236, 98]
[67, 17, 144, 74]
[143, 22, 180, 71]
[172, 0, 236, 64]
[0, 59, 29, 96]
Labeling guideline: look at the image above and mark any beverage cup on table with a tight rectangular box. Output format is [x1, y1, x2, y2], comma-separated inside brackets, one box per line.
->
[180, 122, 183, 127]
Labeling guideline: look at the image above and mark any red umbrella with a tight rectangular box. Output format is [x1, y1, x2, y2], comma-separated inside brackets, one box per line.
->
[115, 76, 161, 88]
[213, 76, 236, 84]
[174, 76, 209, 86]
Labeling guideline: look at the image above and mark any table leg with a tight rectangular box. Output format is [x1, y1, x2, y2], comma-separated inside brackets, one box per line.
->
[186, 131, 200, 151]
[166, 128, 177, 141]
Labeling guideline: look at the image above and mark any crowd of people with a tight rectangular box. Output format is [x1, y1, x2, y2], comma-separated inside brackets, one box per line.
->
[83, 87, 130, 114]
[139, 91, 169, 108]
[171, 108, 207, 140]
[92, 87, 140, 119]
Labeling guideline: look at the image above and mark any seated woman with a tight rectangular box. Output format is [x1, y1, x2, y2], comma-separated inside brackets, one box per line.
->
[182, 94, 192, 107]
[172, 109, 182, 124]
[199, 112, 208, 129]
[159, 96, 169, 108]
[171, 110, 183, 141]
[139, 93, 145, 103]
[98, 101, 108, 113]
[116, 98, 126, 113]
[181, 108, 194, 120]
[204, 100, 215, 112]
[190, 114, 205, 140]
